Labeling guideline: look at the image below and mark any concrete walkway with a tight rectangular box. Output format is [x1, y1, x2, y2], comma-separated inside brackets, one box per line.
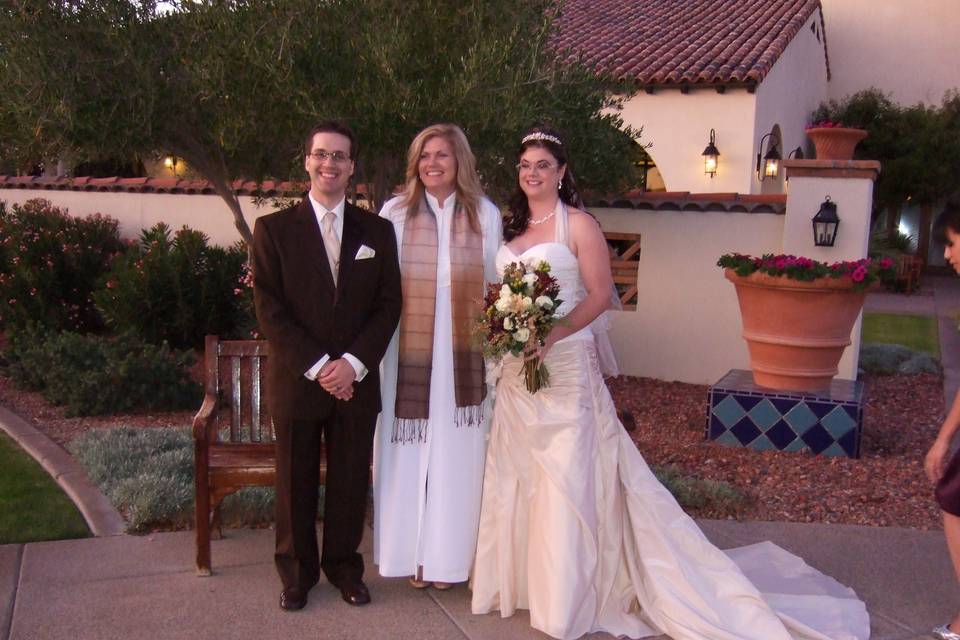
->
[0, 519, 955, 640]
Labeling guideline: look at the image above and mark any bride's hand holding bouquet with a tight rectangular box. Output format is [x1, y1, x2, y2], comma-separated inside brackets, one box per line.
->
[474, 260, 562, 393]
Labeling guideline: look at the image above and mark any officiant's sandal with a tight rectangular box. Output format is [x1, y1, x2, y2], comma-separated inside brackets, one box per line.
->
[408, 576, 430, 589]
[933, 623, 960, 640]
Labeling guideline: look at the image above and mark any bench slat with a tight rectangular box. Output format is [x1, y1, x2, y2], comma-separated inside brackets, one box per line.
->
[230, 356, 241, 442]
[251, 357, 262, 442]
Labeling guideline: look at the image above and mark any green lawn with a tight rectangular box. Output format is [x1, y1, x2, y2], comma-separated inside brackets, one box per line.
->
[0, 431, 90, 544]
[862, 312, 940, 357]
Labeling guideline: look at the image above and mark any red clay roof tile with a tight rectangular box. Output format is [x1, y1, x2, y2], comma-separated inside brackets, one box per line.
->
[553, 0, 826, 86]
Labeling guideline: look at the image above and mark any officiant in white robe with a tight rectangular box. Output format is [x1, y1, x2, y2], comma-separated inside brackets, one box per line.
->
[373, 124, 502, 587]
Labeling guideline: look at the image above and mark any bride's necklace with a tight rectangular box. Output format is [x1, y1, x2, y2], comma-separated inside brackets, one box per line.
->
[530, 198, 563, 227]
[529, 210, 555, 226]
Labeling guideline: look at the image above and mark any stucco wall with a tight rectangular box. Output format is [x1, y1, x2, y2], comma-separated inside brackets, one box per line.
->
[821, 0, 960, 106]
[0, 189, 282, 246]
[781, 166, 878, 380]
[594, 208, 785, 384]
[753, 11, 829, 192]
[618, 89, 758, 194]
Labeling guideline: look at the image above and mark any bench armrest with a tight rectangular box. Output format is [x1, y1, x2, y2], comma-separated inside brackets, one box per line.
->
[192, 394, 218, 443]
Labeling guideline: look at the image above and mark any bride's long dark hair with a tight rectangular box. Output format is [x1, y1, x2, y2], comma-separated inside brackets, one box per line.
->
[504, 126, 584, 242]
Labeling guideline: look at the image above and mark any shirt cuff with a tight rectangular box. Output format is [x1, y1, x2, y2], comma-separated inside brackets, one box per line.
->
[304, 354, 331, 380]
[342, 353, 368, 382]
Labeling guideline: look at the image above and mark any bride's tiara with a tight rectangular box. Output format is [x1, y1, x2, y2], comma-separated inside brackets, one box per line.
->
[521, 132, 562, 146]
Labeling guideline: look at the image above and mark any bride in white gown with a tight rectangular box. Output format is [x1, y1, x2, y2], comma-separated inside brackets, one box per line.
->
[470, 127, 870, 640]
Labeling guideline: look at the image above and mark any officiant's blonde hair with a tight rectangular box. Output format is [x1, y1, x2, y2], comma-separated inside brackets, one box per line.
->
[400, 124, 484, 233]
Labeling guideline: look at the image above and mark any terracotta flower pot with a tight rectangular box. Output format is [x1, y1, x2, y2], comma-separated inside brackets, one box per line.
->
[724, 269, 871, 391]
[805, 127, 868, 160]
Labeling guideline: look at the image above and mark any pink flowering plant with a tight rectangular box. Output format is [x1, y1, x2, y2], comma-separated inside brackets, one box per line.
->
[0, 199, 124, 333]
[474, 260, 563, 393]
[717, 253, 896, 291]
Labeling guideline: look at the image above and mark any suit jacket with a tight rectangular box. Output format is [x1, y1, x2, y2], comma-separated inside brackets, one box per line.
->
[252, 198, 402, 424]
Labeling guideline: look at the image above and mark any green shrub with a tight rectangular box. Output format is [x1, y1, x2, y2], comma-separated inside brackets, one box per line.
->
[0, 198, 124, 333]
[94, 223, 249, 349]
[653, 465, 750, 516]
[68, 427, 283, 532]
[3, 325, 50, 390]
[3, 329, 201, 416]
[869, 229, 915, 256]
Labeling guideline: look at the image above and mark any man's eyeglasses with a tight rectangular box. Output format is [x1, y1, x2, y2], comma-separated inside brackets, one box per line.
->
[309, 150, 351, 163]
[516, 160, 557, 172]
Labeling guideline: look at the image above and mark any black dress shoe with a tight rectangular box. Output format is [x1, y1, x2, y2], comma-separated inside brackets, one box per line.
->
[338, 579, 371, 606]
[279, 588, 307, 611]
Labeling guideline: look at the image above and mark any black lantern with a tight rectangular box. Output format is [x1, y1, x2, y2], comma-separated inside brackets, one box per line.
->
[756, 132, 781, 180]
[702, 129, 720, 178]
[788, 146, 804, 160]
[812, 196, 840, 246]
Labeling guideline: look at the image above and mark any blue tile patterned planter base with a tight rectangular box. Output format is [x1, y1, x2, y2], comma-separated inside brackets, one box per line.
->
[706, 369, 864, 458]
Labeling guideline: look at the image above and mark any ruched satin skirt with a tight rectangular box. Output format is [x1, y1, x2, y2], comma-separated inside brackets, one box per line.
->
[471, 338, 869, 640]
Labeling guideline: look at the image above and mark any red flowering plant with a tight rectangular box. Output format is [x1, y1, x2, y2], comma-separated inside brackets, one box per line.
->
[806, 119, 851, 129]
[474, 260, 562, 393]
[717, 253, 896, 291]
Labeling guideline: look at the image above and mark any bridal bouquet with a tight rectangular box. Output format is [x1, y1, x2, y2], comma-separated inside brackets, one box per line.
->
[475, 260, 562, 393]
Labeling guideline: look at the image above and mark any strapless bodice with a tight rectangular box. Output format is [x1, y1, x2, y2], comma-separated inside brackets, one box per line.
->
[496, 241, 591, 342]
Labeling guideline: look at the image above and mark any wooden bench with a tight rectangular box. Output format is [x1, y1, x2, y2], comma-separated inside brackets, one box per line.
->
[193, 335, 326, 576]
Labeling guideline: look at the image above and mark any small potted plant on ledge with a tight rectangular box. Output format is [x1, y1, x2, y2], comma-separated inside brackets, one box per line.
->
[806, 100, 869, 160]
[717, 253, 896, 392]
[805, 119, 868, 160]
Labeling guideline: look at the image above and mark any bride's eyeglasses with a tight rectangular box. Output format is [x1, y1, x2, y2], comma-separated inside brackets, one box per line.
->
[516, 160, 556, 173]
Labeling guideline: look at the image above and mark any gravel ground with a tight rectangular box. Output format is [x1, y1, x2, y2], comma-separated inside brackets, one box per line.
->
[0, 366, 944, 529]
[609, 372, 944, 529]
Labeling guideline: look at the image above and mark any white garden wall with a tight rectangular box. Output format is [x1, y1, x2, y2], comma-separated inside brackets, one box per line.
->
[594, 207, 784, 384]
[0, 189, 281, 247]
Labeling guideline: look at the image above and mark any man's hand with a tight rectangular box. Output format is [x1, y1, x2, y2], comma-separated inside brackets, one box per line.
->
[318, 358, 357, 401]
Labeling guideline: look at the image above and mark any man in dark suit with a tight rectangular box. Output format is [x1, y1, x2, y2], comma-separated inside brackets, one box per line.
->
[252, 121, 401, 611]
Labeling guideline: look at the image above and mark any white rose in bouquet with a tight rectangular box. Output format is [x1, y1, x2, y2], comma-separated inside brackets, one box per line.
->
[503, 317, 514, 331]
[522, 296, 534, 311]
[522, 273, 538, 292]
[535, 295, 554, 309]
[495, 288, 512, 312]
[513, 328, 530, 344]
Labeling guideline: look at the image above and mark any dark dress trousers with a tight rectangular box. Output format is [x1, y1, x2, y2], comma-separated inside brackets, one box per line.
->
[252, 198, 401, 592]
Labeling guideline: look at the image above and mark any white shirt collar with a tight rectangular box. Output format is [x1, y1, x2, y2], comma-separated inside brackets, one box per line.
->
[308, 193, 346, 239]
[425, 190, 456, 214]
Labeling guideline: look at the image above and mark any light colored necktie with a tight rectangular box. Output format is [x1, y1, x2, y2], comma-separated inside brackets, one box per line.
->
[321, 210, 340, 281]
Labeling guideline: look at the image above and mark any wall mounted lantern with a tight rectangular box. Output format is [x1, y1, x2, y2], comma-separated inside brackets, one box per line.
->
[757, 132, 781, 180]
[163, 155, 179, 177]
[812, 196, 839, 246]
[702, 129, 720, 178]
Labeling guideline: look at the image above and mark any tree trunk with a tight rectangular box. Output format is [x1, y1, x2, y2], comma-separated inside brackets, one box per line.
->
[885, 203, 900, 239]
[173, 143, 255, 254]
[917, 203, 933, 264]
[367, 155, 401, 213]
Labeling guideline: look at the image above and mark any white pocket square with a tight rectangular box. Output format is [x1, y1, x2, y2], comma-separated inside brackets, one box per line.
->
[355, 244, 376, 260]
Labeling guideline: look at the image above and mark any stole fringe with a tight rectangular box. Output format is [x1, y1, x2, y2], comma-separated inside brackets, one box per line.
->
[391, 418, 429, 444]
[390, 404, 484, 445]
[454, 404, 484, 429]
